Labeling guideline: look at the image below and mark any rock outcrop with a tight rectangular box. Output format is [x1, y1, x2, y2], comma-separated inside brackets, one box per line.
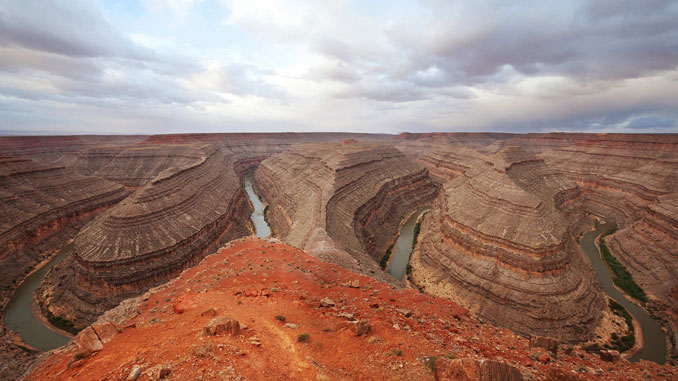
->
[37, 147, 253, 329]
[254, 141, 438, 279]
[410, 147, 605, 342]
[0, 156, 128, 309]
[26, 238, 676, 381]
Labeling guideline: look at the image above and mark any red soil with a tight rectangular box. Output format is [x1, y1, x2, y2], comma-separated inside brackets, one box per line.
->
[28, 238, 677, 380]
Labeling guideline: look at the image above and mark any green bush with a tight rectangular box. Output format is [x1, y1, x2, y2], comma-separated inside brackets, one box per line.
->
[608, 299, 635, 352]
[275, 315, 286, 323]
[380, 244, 394, 270]
[297, 333, 310, 343]
[599, 234, 647, 303]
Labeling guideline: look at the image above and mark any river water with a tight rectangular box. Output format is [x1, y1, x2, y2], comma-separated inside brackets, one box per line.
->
[581, 220, 666, 364]
[387, 208, 428, 281]
[4, 244, 73, 351]
[245, 178, 271, 238]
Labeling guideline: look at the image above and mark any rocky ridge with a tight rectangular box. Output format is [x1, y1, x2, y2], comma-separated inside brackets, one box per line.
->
[37, 146, 254, 329]
[409, 147, 605, 342]
[26, 238, 677, 380]
[253, 141, 438, 281]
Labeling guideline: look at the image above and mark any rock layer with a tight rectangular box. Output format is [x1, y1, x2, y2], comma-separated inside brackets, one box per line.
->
[410, 147, 604, 341]
[0, 156, 128, 309]
[254, 141, 438, 280]
[37, 147, 253, 328]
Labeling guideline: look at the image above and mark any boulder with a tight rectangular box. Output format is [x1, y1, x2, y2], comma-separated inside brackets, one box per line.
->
[600, 350, 621, 362]
[355, 320, 372, 336]
[75, 327, 103, 353]
[204, 317, 240, 336]
[435, 358, 523, 381]
[320, 297, 335, 307]
[529, 335, 559, 354]
[92, 322, 120, 344]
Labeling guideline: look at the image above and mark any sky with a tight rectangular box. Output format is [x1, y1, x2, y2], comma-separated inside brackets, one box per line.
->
[0, 0, 677, 135]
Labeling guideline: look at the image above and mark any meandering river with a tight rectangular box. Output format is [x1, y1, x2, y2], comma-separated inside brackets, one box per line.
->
[4, 244, 73, 351]
[387, 208, 428, 281]
[581, 220, 666, 364]
[245, 178, 271, 238]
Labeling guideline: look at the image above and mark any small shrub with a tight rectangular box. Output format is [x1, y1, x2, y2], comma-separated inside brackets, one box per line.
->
[297, 333, 311, 343]
[391, 349, 403, 356]
[423, 356, 438, 371]
[275, 315, 286, 323]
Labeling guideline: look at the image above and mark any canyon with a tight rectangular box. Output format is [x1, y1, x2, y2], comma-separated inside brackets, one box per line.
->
[0, 132, 676, 380]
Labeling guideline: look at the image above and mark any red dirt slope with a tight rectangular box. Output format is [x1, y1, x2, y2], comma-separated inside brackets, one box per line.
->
[28, 238, 676, 380]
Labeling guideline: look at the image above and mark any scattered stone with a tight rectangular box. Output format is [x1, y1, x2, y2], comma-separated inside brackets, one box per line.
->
[349, 280, 360, 288]
[128, 365, 141, 380]
[200, 308, 218, 317]
[529, 335, 559, 354]
[537, 352, 551, 364]
[336, 312, 355, 320]
[285, 323, 298, 329]
[600, 350, 621, 362]
[396, 308, 412, 317]
[204, 317, 240, 336]
[320, 297, 335, 307]
[546, 368, 583, 381]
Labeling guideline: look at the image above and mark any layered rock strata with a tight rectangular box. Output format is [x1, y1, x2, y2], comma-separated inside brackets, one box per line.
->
[0, 156, 128, 309]
[254, 141, 438, 280]
[37, 148, 253, 328]
[410, 147, 604, 341]
[59, 144, 207, 189]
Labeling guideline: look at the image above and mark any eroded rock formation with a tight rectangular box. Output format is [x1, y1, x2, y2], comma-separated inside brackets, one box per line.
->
[410, 147, 604, 341]
[0, 156, 128, 309]
[37, 147, 253, 329]
[254, 141, 438, 279]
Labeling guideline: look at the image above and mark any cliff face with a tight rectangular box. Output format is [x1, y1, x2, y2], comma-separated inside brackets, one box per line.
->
[37, 147, 254, 329]
[26, 238, 677, 381]
[254, 141, 438, 280]
[410, 147, 604, 342]
[0, 156, 128, 310]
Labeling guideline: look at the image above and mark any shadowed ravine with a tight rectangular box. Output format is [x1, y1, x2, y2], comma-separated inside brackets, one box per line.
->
[387, 208, 428, 281]
[581, 220, 667, 364]
[245, 178, 271, 238]
[4, 244, 73, 351]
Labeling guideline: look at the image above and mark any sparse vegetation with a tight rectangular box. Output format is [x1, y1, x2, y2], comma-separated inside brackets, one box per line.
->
[423, 356, 438, 371]
[44, 309, 79, 335]
[380, 244, 394, 270]
[297, 333, 311, 343]
[391, 349, 403, 356]
[608, 299, 635, 352]
[275, 315, 286, 323]
[599, 232, 648, 303]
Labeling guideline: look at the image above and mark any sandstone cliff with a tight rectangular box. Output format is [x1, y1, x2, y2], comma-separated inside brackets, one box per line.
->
[254, 141, 438, 281]
[0, 155, 128, 310]
[37, 147, 254, 329]
[409, 147, 605, 342]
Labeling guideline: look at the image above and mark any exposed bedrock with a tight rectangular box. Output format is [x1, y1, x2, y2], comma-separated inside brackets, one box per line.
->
[37, 148, 254, 329]
[0, 156, 128, 310]
[409, 147, 604, 342]
[606, 193, 678, 334]
[59, 144, 208, 189]
[253, 141, 438, 281]
[0, 135, 145, 164]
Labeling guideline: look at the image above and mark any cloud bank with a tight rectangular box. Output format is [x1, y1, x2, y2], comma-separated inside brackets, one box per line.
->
[1, 0, 676, 134]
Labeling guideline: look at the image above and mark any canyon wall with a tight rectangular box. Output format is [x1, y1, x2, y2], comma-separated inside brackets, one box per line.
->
[254, 141, 438, 281]
[37, 147, 254, 329]
[409, 147, 605, 342]
[0, 156, 129, 310]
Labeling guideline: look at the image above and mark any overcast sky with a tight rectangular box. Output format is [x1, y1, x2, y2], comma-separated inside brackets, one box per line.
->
[1, 0, 677, 135]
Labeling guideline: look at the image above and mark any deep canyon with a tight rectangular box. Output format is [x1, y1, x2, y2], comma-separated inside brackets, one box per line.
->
[0, 132, 676, 380]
